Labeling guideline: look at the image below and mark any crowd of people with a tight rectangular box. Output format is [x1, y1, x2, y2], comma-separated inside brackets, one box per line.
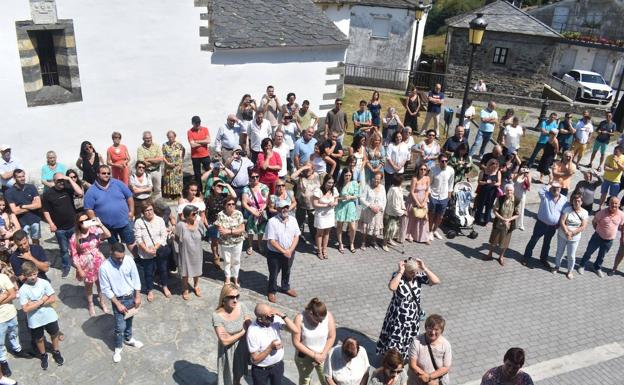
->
[1, 84, 620, 384]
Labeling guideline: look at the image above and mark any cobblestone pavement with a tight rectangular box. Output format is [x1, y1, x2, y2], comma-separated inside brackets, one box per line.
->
[6, 198, 624, 384]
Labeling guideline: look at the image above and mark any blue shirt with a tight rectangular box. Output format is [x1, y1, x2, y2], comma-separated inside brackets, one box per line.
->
[19, 278, 57, 329]
[537, 187, 568, 226]
[427, 91, 444, 114]
[83, 179, 132, 228]
[4, 183, 40, 227]
[479, 108, 498, 133]
[294, 137, 317, 164]
[98, 256, 141, 299]
[352, 110, 372, 124]
[538, 119, 559, 144]
[40, 163, 67, 185]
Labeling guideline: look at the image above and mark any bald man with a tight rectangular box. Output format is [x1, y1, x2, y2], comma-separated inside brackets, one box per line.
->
[215, 114, 246, 160]
[246, 303, 297, 384]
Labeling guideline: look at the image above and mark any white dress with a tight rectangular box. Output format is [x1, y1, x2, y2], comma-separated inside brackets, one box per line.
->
[313, 187, 339, 229]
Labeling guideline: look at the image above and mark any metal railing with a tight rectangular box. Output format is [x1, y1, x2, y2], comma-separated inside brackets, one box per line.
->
[547, 75, 578, 100]
[344, 63, 446, 90]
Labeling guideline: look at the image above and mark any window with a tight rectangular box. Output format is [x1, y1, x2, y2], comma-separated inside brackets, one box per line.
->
[493, 47, 508, 65]
[371, 17, 390, 39]
[15, 19, 82, 107]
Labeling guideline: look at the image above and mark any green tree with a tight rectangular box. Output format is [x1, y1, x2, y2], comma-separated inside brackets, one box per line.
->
[425, 0, 484, 35]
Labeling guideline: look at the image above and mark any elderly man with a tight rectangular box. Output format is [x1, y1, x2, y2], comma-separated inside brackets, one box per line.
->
[264, 201, 300, 303]
[294, 127, 318, 169]
[421, 83, 445, 137]
[188, 115, 211, 192]
[247, 303, 297, 385]
[215, 114, 246, 160]
[136, 131, 164, 198]
[577, 196, 624, 278]
[480, 145, 504, 170]
[442, 125, 468, 155]
[0, 145, 21, 193]
[99, 243, 143, 363]
[84, 165, 135, 247]
[522, 182, 568, 269]
[5, 169, 41, 245]
[41, 172, 83, 277]
[470, 101, 498, 158]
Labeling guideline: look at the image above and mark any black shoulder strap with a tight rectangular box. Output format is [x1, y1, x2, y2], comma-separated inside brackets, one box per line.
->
[426, 336, 440, 371]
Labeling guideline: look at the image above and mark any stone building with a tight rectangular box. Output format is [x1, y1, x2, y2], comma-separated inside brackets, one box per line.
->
[444, 0, 561, 98]
[0, 0, 348, 177]
[529, 0, 624, 88]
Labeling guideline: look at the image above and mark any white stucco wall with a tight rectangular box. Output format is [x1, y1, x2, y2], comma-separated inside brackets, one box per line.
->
[0, 0, 345, 180]
[322, 5, 351, 37]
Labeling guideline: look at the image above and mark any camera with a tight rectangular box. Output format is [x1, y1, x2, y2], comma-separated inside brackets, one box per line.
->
[83, 219, 98, 227]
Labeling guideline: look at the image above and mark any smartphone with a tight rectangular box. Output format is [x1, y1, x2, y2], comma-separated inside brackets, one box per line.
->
[83, 219, 98, 227]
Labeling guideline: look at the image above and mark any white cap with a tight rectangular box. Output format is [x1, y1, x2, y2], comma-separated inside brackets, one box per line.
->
[0, 145, 10, 152]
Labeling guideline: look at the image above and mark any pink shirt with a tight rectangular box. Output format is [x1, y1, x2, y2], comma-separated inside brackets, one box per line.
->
[594, 208, 624, 240]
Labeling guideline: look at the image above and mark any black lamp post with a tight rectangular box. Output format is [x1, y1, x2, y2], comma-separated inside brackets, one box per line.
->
[611, 62, 624, 113]
[458, 13, 488, 124]
[406, 1, 428, 93]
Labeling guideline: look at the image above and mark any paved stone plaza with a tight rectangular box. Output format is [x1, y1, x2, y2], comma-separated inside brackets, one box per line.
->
[6, 196, 624, 384]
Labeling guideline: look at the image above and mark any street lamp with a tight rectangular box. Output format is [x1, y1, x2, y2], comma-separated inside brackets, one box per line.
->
[406, 1, 428, 93]
[458, 13, 488, 124]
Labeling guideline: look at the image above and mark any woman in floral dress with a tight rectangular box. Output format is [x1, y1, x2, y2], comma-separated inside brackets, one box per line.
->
[335, 168, 360, 253]
[162, 130, 185, 199]
[69, 213, 111, 316]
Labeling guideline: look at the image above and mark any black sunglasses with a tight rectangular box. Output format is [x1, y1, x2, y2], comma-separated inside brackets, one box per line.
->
[225, 294, 240, 301]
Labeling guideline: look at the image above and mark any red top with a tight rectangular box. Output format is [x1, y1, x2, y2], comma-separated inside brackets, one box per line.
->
[188, 126, 210, 158]
[256, 151, 282, 186]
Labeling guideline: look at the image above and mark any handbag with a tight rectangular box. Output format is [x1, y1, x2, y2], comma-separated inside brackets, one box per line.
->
[248, 188, 268, 226]
[426, 337, 445, 385]
[412, 206, 427, 219]
[496, 187, 504, 198]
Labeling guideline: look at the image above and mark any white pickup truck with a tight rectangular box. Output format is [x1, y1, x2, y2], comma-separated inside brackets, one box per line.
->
[562, 69, 614, 104]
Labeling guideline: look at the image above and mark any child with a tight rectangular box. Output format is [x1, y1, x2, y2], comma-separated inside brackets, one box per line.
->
[0, 271, 24, 383]
[18, 261, 64, 370]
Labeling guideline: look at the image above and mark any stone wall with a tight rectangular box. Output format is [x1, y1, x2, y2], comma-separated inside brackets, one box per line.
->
[445, 28, 557, 98]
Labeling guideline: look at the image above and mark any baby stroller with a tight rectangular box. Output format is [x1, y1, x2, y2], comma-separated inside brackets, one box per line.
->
[442, 181, 478, 239]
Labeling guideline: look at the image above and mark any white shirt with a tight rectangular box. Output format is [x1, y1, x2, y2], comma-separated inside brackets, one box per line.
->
[503, 124, 523, 153]
[429, 165, 455, 200]
[0, 157, 22, 188]
[246, 318, 286, 367]
[215, 121, 245, 151]
[462, 105, 475, 129]
[574, 120, 594, 144]
[264, 215, 301, 252]
[249, 119, 272, 152]
[229, 157, 254, 188]
[384, 142, 410, 174]
[277, 122, 298, 150]
[273, 143, 289, 178]
[98, 256, 141, 299]
[323, 345, 369, 385]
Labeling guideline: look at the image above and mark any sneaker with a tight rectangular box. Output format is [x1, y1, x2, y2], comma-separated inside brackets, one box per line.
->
[11, 349, 29, 359]
[608, 270, 615, 277]
[382, 245, 390, 252]
[61, 267, 70, 279]
[577, 266, 585, 275]
[124, 338, 144, 349]
[388, 239, 397, 246]
[112, 348, 122, 363]
[434, 230, 443, 240]
[596, 269, 605, 278]
[40, 353, 48, 370]
[52, 350, 64, 366]
[0, 361, 11, 377]
[0, 376, 16, 385]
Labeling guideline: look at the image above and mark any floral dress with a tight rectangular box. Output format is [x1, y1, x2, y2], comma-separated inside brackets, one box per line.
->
[366, 147, 386, 183]
[243, 184, 269, 235]
[69, 227, 105, 283]
[335, 181, 360, 223]
[162, 141, 184, 197]
[376, 272, 430, 360]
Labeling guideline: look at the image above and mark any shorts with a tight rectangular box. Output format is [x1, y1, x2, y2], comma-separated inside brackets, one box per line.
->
[572, 141, 587, 157]
[601, 181, 621, 196]
[428, 197, 449, 215]
[107, 222, 135, 245]
[593, 141, 608, 154]
[207, 225, 220, 240]
[30, 320, 59, 340]
[22, 222, 41, 240]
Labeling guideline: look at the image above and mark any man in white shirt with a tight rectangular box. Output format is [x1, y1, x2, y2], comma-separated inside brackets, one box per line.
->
[461, 99, 476, 140]
[99, 243, 143, 363]
[215, 114, 246, 160]
[0, 146, 21, 193]
[572, 112, 594, 165]
[264, 202, 300, 303]
[225, 146, 254, 197]
[249, 111, 272, 163]
[247, 303, 297, 385]
[428, 154, 455, 241]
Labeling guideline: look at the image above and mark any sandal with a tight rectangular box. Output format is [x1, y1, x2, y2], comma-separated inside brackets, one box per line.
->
[349, 245, 356, 253]
[246, 247, 253, 256]
[317, 251, 324, 260]
[182, 290, 190, 301]
[194, 286, 202, 297]
[338, 245, 345, 254]
[163, 287, 172, 298]
[361, 245, 367, 251]
[323, 248, 329, 259]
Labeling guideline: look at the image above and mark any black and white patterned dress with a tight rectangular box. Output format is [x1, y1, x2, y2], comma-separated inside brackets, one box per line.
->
[376, 272, 430, 360]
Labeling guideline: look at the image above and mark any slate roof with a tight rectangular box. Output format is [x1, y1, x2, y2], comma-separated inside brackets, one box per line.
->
[445, 0, 561, 38]
[207, 0, 349, 50]
[313, 0, 425, 10]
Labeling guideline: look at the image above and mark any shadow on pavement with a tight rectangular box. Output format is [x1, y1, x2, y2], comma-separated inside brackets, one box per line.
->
[81, 314, 116, 351]
[172, 360, 216, 385]
[445, 241, 489, 261]
[58, 283, 89, 309]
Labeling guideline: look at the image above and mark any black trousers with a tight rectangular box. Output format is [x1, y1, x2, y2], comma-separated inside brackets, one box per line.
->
[266, 250, 294, 294]
[295, 208, 316, 239]
[192, 157, 211, 193]
[251, 361, 284, 385]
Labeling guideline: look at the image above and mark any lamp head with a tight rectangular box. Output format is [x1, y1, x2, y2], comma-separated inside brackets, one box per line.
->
[468, 13, 488, 46]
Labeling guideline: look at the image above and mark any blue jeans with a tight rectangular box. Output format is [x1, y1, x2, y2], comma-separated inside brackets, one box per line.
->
[136, 258, 157, 292]
[112, 295, 135, 348]
[528, 142, 546, 167]
[470, 131, 492, 157]
[106, 222, 135, 245]
[523, 219, 557, 263]
[579, 232, 613, 271]
[266, 250, 294, 294]
[55, 228, 74, 270]
[0, 316, 21, 361]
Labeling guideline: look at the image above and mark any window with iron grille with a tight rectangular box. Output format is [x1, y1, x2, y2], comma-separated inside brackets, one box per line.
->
[31, 30, 60, 86]
[493, 47, 508, 65]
